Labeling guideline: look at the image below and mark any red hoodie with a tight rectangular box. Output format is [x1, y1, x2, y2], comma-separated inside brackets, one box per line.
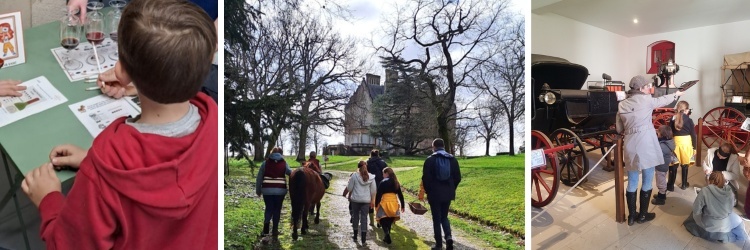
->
[38, 93, 218, 249]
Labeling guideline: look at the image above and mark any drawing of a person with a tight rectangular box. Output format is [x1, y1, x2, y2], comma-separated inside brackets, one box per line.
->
[0, 23, 16, 57]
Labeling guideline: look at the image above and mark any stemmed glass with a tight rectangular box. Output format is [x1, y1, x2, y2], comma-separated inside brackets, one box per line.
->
[60, 8, 82, 70]
[106, 0, 126, 60]
[84, 2, 105, 66]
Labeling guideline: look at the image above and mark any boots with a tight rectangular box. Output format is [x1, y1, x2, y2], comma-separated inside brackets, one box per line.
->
[271, 223, 279, 239]
[384, 233, 392, 244]
[651, 192, 666, 205]
[352, 229, 358, 241]
[446, 238, 454, 250]
[261, 222, 269, 236]
[680, 165, 690, 190]
[637, 189, 656, 223]
[667, 165, 677, 191]
[361, 232, 367, 245]
[626, 191, 637, 226]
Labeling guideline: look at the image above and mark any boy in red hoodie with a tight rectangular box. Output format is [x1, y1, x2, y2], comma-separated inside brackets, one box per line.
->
[19, 0, 218, 248]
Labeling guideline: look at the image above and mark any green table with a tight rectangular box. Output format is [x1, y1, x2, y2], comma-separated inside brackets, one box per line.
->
[0, 20, 107, 249]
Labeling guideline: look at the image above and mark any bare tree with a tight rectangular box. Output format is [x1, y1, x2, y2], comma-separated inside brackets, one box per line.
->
[282, 9, 363, 161]
[452, 119, 476, 157]
[377, 0, 509, 153]
[472, 17, 524, 156]
[475, 100, 502, 156]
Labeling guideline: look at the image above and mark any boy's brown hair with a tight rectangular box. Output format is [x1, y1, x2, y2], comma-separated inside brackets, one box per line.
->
[118, 0, 217, 103]
[657, 125, 672, 139]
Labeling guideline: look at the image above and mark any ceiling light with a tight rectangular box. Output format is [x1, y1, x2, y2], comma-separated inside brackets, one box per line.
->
[633, 18, 638, 24]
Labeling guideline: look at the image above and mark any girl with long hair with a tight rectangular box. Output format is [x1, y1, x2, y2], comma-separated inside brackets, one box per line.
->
[671, 100, 697, 190]
[375, 167, 405, 244]
[345, 160, 376, 245]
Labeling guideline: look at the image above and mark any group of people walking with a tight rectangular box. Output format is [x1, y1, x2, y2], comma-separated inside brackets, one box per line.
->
[255, 138, 462, 250]
[344, 139, 461, 250]
[618, 75, 747, 243]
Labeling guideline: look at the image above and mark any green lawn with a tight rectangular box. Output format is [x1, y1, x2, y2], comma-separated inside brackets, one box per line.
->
[396, 155, 525, 237]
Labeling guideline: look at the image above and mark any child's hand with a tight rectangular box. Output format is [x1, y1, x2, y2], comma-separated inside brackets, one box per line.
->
[0, 80, 25, 97]
[49, 144, 87, 169]
[21, 163, 61, 207]
[97, 68, 137, 99]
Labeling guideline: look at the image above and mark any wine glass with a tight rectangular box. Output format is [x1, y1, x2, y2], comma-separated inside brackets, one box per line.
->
[60, 8, 82, 70]
[107, 0, 126, 60]
[84, 1, 105, 66]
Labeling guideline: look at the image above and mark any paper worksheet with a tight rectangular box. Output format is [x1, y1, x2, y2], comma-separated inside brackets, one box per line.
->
[68, 95, 141, 137]
[51, 39, 118, 82]
[0, 76, 68, 128]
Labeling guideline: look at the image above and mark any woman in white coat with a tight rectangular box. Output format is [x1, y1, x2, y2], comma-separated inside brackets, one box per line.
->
[346, 161, 377, 245]
[617, 75, 684, 225]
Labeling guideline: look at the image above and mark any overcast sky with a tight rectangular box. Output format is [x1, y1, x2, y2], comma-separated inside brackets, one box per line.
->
[290, 0, 526, 156]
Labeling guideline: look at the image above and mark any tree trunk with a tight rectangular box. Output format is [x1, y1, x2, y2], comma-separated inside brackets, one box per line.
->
[296, 123, 309, 162]
[508, 118, 515, 156]
[251, 122, 264, 161]
[485, 139, 491, 156]
[437, 113, 453, 154]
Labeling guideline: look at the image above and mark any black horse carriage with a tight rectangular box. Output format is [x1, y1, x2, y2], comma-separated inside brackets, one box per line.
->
[530, 54, 622, 208]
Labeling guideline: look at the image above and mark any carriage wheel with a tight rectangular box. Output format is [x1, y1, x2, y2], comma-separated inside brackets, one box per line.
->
[551, 128, 589, 186]
[531, 130, 559, 208]
[701, 107, 749, 152]
[652, 112, 674, 129]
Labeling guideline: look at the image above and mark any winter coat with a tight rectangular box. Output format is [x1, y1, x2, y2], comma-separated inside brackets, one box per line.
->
[422, 148, 461, 202]
[657, 138, 675, 172]
[367, 157, 387, 184]
[616, 93, 679, 171]
[346, 172, 377, 203]
[256, 153, 292, 196]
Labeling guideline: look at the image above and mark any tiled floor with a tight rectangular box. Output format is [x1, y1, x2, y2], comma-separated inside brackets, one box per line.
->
[531, 149, 750, 250]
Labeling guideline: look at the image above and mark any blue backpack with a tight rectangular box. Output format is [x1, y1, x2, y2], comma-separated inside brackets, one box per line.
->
[433, 154, 452, 181]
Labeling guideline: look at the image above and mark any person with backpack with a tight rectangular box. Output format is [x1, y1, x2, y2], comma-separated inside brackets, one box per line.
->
[256, 147, 292, 240]
[422, 138, 461, 250]
[367, 149, 388, 218]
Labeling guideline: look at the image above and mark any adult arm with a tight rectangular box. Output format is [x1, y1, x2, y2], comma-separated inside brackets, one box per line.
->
[285, 163, 292, 176]
[452, 158, 461, 189]
[422, 158, 432, 194]
[724, 156, 741, 181]
[397, 187, 405, 210]
[702, 150, 712, 175]
[255, 162, 266, 195]
[650, 92, 681, 109]
[616, 112, 623, 134]
[346, 175, 355, 197]
[692, 192, 705, 216]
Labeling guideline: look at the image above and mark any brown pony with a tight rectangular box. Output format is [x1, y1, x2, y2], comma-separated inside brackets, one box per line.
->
[289, 162, 325, 240]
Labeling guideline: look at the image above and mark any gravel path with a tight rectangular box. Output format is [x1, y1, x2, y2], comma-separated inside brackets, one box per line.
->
[320, 170, 487, 249]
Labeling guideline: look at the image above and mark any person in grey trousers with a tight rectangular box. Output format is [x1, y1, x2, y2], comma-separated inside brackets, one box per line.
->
[346, 160, 376, 245]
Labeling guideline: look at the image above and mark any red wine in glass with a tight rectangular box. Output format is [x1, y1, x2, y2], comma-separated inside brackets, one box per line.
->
[61, 37, 79, 50]
[86, 31, 105, 45]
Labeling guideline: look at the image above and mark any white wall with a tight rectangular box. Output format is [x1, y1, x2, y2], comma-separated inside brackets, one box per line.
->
[531, 13, 629, 82]
[626, 19, 750, 118]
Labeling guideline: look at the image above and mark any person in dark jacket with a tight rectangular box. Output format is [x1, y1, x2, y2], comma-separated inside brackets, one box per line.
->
[422, 138, 461, 250]
[255, 147, 292, 239]
[367, 149, 387, 217]
[652, 125, 675, 205]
